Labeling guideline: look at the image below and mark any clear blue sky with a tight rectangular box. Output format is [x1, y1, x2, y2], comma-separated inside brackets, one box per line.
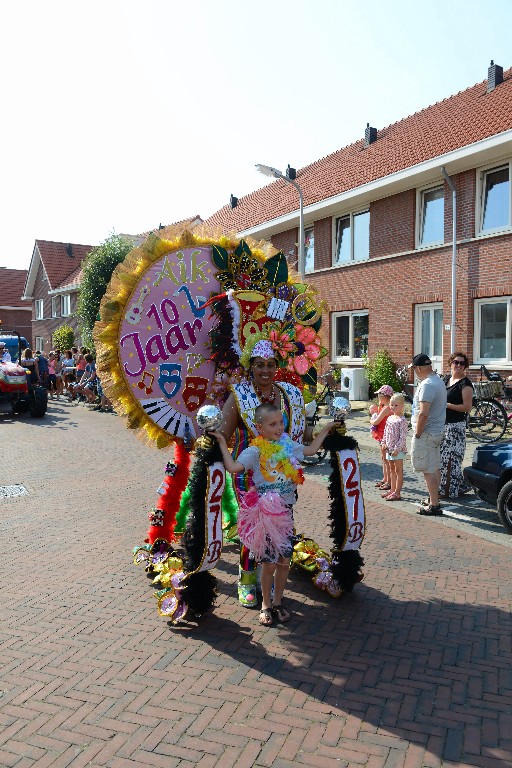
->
[1, 0, 511, 270]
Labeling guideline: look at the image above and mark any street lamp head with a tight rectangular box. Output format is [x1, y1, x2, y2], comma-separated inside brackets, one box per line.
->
[255, 163, 283, 179]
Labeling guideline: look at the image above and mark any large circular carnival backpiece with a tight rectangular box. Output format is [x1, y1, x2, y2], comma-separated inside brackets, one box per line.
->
[94, 226, 327, 449]
[117, 244, 216, 443]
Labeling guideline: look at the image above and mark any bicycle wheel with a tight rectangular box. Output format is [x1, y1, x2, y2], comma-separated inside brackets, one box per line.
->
[301, 448, 327, 466]
[468, 398, 507, 442]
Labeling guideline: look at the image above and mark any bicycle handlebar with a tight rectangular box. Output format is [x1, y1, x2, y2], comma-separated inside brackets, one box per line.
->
[481, 364, 504, 384]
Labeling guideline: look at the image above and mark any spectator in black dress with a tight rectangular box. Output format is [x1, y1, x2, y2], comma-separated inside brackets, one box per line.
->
[440, 352, 473, 498]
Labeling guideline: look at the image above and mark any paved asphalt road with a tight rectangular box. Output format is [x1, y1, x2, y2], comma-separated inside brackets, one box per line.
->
[0, 399, 511, 768]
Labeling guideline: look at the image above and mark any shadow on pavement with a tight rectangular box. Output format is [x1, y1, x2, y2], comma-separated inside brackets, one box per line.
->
[179, 576, 512, 767]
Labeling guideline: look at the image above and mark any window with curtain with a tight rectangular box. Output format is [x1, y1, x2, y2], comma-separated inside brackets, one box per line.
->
[304, 227, 314, 273]
[332, 312, 369, 360]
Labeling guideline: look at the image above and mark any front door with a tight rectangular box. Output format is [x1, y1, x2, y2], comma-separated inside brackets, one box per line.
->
[414, 303, 443, 372]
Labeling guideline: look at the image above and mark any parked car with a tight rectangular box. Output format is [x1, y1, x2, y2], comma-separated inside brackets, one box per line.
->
[464, 442, 512, 534]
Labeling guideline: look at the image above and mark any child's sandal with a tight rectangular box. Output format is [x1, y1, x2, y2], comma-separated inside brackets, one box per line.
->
[272, 604, 291, 623]
[258, 608, 273, 626]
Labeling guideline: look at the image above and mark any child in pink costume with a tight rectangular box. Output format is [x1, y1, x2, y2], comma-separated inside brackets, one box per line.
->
[213, 403, 334, 628]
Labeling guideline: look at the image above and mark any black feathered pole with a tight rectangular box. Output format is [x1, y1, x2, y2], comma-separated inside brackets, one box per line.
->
[323, 429, 365, 592]
[180, 437, 222, 616]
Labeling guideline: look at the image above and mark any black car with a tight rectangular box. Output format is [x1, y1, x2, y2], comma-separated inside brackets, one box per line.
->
[464, 441, 512, 534]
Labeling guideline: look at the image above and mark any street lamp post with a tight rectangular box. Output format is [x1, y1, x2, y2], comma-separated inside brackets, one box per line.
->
[255, 164, 305, 280]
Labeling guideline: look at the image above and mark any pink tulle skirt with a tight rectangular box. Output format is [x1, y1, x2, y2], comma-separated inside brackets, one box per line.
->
[238, 488, 294, 563]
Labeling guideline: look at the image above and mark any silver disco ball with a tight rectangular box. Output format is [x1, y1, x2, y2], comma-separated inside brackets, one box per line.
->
[196, 404, 223, 432]
[329, 397, 351, 420]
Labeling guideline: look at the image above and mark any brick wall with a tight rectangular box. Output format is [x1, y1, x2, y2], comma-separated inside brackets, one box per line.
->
[445, 169, 476, 240]
[369, 189, 416, 258]
[313, 217, 332, 270]
[271, 229, 298, 272]
[0, 308, 32, 342]
[307, 231, 512, 380]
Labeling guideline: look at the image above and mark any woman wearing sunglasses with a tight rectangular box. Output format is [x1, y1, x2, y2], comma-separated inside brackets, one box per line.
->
[440, 352, 474, 498]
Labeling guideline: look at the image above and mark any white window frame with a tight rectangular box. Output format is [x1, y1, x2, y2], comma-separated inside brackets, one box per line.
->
[414, 302, 443, 372]
[304, 226, 315, 274]
[35, 336, 45, 352]
[473, 297, 511, 365]
[35, 299, 44, 320]
[332, 209, 370, 266]
[476, 160, 512, 237]
[331, 310, 369, 363]
[61, 294, 71, 317]
[416, 183, 445, 249]
[51, 296, 59, 318]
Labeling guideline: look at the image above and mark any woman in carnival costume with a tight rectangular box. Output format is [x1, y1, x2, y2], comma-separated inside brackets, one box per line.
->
[218, 335, 314, 607]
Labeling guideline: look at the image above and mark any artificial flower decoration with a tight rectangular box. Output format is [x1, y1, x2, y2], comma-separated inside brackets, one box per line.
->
[289, 325, 323, 375]
[274, 368, 303, 389]
[312, 556, 343, 598]
[156, 571, 188, 621]
[291, 536, 330, 572]
[269, 328, 295, 361]
[215, 252, 270, 293]
[151, 555, 185, 589]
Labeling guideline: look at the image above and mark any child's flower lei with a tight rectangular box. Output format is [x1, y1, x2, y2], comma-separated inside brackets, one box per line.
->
[251, 435, 305, 486]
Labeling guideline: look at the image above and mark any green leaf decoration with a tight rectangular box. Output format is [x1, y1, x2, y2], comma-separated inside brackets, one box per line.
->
[264, 252, 288, 287]
[312, 316, 322, 333]
[302, 366, 318, 387]
[212, 245, 229, 270]
[234, 239, 252, 258]
[319, 346, 328, 359]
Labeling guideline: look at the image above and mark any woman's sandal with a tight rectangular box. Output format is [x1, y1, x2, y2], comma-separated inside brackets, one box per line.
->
[272, 604, 291, 623]
[385, 492, 402, 501]
[258, 608, 273, 626]
[379, 483, 391, 492]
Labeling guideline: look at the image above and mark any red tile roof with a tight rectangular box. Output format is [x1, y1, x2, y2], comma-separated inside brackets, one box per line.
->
[135, 216, 203, 240]
[0, 268, 30, 307]
[36, 240, 93, 290]
[205, 69, 512, 231]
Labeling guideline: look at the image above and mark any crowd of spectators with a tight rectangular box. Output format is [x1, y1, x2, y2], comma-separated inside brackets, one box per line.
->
[32, 346, 114, 413]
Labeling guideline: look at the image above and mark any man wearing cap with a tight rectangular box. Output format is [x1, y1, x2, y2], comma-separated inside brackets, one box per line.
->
[409, 354, 447, 516]
[0, 342, 11, 363]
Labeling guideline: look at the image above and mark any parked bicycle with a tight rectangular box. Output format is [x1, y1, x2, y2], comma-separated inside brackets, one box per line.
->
[396, 366, 414, 405]
[301, 371, 338, 465]
[467, 365, 512, 443]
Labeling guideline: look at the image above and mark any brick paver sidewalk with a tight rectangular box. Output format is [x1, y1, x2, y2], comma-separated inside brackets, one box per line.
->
[0, 402, 511, 767]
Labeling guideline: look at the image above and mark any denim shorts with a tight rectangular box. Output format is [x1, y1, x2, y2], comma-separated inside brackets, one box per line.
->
[387, 451, 406, 461]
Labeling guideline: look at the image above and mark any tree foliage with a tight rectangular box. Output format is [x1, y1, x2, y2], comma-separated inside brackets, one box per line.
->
[52, 324, 75, 351]
[363, 349, 403, 397]
[76, 233, 133, 348]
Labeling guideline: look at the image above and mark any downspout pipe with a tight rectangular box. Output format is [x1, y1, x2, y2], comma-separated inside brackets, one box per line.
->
[441, 166, 457, 355]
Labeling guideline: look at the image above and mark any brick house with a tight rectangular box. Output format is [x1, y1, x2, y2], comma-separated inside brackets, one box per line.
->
[22, 240, 93, 352]
[0, 268, 32, 342]
[205, 63, 512, 387]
